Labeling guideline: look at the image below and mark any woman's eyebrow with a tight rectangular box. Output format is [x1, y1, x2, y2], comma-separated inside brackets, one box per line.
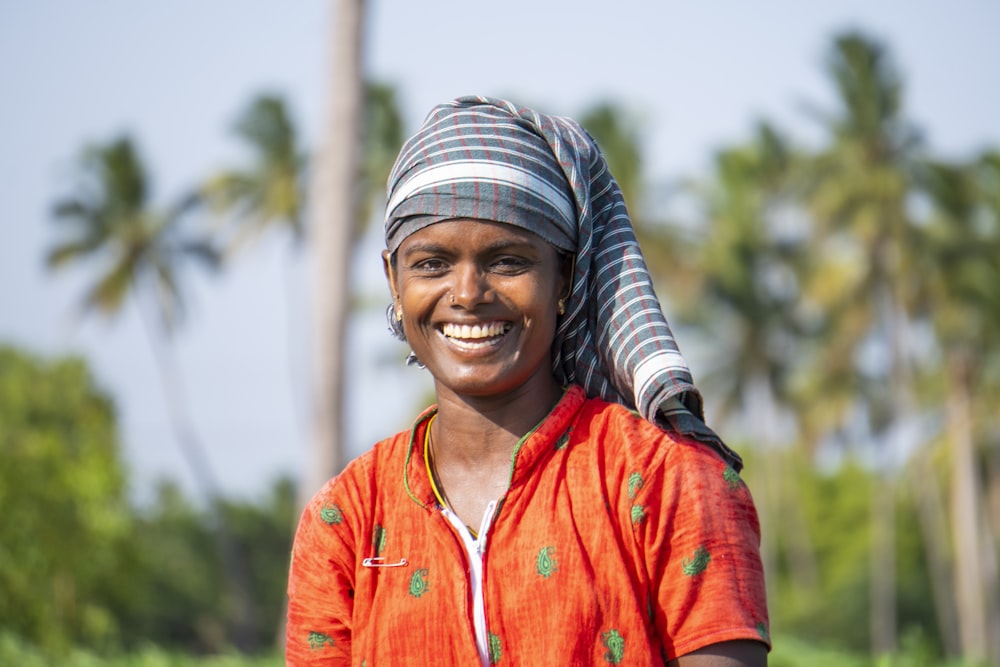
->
[401, 238, 539, 258]
[399, 241, 452, 258]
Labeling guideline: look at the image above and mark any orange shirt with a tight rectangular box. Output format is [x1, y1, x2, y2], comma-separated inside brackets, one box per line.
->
[286, 386, 769, 665]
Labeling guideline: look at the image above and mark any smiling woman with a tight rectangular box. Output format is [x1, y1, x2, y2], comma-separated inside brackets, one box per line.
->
[286, 96, 770, 667]
[387, 219, 570, 405]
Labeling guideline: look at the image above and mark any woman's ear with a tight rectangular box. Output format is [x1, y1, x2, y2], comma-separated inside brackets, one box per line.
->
[382, 250, 400, 303]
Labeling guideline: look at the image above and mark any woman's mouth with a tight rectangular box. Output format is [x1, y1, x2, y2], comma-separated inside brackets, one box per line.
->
[440, 321, 512, 351]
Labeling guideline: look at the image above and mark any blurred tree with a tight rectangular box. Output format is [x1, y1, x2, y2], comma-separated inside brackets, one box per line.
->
[692, 123, 820, 602]
[358, 82, 405, 229]
[917, 156, 1000, 663]
[579, 102, 644, 214]
[126, 481, 227, 651]
[0, 346, 132, 652]
[47, 135, 221, 503]
[803, 30, 921, 656]
[303, 0, 367, 520]
[201, 75, 404, 504]
[44, 137, 262, 651]
[203, 94, 306, 251]
[123, 478, 297, 653]
[216, 478, 298, 648]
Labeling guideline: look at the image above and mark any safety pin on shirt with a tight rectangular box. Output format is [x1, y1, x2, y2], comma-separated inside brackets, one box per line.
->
[362, 557, 408, 568]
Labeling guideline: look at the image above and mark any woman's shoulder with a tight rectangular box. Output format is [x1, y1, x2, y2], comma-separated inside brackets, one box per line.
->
[575, 394, 731, 477]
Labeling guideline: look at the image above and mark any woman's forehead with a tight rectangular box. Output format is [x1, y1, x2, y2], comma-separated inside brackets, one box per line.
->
[397, 218, 556, 254]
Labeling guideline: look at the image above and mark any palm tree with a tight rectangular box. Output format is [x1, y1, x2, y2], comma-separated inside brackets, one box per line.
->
[693, 123, 821, 604]
[48, 136, 220, 494]
[918, 156, 1000, 663]
[203, 93, 306, 251]
[802, 31, 921, 656]
[47, 136, 262, 651]
[579, 102, 644, 214]
[202, 75, 404, 512]
[304, 0, 367, 511]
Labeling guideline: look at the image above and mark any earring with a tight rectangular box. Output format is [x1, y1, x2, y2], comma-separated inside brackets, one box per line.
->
[385, 303, 406, 341]
[557, 298, 566, 316]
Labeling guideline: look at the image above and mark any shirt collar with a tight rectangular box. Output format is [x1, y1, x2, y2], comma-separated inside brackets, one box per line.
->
[402, 385, 587, 508]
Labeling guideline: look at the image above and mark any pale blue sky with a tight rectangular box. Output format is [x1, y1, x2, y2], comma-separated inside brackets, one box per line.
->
[1, 1, 998, 502]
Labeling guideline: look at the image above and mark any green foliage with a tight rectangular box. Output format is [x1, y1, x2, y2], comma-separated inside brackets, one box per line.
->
[0, 345, 133, 652]
[769, 631, 980, 667]
[0, 633, 280, 667]
[0, 344, 297, 658]
[204, 94, 306, 248]
[579, 102, 644, 214]
[121, 478, 297, 653]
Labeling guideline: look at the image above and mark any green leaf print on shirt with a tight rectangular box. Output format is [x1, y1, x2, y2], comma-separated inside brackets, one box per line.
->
[372, 524, 387, 556]
[408, 568, 429, 598]
[555, 430, 571, 450]
[756, 622, 770, 643]
[307, 631, 334, 650]
[723, 465, 743, 490]
[627, 471, 644, 500]
[601, 629, 625, 664]
[319, 503, 344, 525]
[536, 546, 557, 578]
[488, 632, 503, 664]
[682, 545, 711, 576]
[630, 504, 646, 526]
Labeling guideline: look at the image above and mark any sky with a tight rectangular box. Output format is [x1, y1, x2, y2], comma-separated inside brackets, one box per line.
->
[1, 1, 998, 503]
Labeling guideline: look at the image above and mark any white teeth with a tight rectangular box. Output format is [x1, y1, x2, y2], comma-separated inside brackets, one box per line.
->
[442, 322, 510, 340]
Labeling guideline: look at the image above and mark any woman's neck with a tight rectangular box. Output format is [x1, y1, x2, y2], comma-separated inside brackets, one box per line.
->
[431, 377, 564, 469]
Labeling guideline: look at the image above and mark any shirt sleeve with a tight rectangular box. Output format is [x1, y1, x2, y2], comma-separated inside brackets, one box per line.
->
[637, 438, 771, 660]
[285, 473, 360, 666]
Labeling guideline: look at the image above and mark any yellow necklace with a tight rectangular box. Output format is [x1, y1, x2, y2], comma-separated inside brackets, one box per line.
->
[424, 414, 449, 508]
[424, 413, 479, 538]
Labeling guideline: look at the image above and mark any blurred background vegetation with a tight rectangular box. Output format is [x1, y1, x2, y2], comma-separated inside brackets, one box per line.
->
[2, 8, 999, 667]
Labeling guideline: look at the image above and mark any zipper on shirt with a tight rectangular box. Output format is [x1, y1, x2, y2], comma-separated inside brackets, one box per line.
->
[441, 500, 498, 667]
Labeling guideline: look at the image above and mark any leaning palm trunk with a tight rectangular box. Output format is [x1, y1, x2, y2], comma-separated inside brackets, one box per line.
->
[133, 293, 257, 650]
[870, 248, 913, 657]
[303, 0, 366, 509]
[946, 349, 989, 662]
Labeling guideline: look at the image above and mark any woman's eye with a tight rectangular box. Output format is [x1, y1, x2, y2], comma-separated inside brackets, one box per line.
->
[412, 258, 447, 272]
[492, 256, 529, 273]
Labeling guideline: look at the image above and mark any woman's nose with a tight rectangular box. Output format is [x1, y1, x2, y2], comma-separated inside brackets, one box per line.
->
[450, 263, 493, 308]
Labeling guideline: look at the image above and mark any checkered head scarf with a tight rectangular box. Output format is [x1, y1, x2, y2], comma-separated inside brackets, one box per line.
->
[385, 96, 740, 468]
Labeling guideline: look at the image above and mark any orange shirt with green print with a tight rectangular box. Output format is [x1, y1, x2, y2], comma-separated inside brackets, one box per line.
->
[286, 385, 769, 666]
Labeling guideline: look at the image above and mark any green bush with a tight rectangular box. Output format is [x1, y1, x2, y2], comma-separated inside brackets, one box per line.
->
[0, 632, 281, 667]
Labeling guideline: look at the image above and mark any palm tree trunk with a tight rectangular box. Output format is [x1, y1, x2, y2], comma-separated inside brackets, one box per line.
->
[303, 0, 366, 508]
[980, 497, 1000, 665]
[779, 457, 819, 590]
[947, 349, 988, 662]
[132, 293, 258, 651]
[869, 474, 896, 656]
[870, 253, 914, 657]
[909, 448, 960, 657]
[743, 372, 776, 602]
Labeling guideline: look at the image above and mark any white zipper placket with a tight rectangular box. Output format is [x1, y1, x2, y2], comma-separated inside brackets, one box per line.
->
[441, 500, 498, 667]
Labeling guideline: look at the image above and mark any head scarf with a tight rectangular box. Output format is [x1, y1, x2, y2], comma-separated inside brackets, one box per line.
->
[385, 96, 741, 469]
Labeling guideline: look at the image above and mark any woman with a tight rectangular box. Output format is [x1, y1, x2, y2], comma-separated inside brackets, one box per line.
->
[287, 96, 769, 666]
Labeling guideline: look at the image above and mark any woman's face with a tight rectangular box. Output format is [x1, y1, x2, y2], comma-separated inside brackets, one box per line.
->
[385, 218, 570, 402]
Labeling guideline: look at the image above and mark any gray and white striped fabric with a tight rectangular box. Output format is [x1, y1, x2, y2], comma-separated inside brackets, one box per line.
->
[385, 96, 740, 469]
